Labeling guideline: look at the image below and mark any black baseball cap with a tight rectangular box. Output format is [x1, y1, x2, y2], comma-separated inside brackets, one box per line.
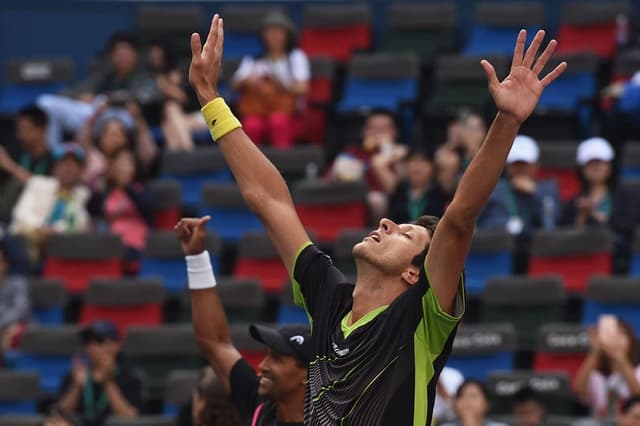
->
[249, 324, 312, 364]
[81, 320, 120, 343]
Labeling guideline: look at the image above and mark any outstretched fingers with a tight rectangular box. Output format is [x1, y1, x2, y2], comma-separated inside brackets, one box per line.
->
[190, 33, 202, 62]
[522, 30, 546, 69]
[532, 39, 558, 76]
[213, 18, 224, 63]
[540, 61, 568, 88]
[480, 59, 499, 90]
[511, 29, 527, 69]
[203, 14, 220, 57]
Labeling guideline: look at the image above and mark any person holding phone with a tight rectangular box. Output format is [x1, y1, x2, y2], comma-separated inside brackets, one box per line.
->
[574, 315, 640, 418]
[55, 321, 143, 426]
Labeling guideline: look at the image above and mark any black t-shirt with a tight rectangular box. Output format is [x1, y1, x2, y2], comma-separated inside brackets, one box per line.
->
[292, 244, 465, 425]
[230, 358, 303, 426]
[58, 369, 143, 426]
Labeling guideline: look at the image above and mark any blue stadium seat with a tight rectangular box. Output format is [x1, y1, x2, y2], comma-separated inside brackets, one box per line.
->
[221, 7, 282, 59]
[464, 230, 513, 295]
[446, 323, 516, 381]
[0, 371, 40, 415]
[29, 278, 66, 325]
[200, 183, 264, 243]
[583, 277, 640, 335]
[621, 144, 640, 181]
[159, 147, 231, 207]
[0, 58, 74, 113]
[277, 281, 310, 326]
[140, 231, 221, 294]
[12, 326, 81, 394]
[337, 53, 418, 113]
[463, 2, 542, 56]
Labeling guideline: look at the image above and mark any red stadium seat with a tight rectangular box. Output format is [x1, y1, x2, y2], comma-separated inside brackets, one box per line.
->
[537, 142, 580, 202]
[80, 278, 165, 336]
[234, 231, 288, 293]
[529, 228, 612, 293]
[300, 5, 372, 62]
[293, 180, 367, 243]
[43, 233, 124, 294]
[534, 324, 589, 384]
[150, 180, 182, 230]
[294, 57, 334, 145]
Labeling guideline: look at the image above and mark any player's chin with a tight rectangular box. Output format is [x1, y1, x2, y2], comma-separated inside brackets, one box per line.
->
[258, 377, 274, 398]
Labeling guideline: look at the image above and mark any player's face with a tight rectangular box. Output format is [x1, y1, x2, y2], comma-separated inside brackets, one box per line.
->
[353, 218, 430, 276]
[513, 400, 545, 426]
[257, 350, 306, 400]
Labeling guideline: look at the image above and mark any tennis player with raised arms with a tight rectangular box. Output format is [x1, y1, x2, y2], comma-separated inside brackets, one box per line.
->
[187, 14, 567, 426]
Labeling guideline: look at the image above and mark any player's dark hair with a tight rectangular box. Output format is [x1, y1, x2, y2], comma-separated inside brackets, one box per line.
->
[514, 386, 545, 407]
[622, 395, 640, 414]
[411, 215, 439, 267]
[16, 105, 48, 128]
[456, 379, 490, 401]
[107, 32, 139, 53]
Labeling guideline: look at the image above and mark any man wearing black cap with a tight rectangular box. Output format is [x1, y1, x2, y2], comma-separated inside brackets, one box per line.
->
[56, 320, 143, 426]
[175, 216, 309, 426]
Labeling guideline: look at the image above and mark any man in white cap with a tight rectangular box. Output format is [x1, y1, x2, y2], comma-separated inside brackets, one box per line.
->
[478, 135, 560, 273]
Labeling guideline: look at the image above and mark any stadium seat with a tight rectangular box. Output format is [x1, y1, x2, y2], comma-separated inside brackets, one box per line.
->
[163, 370, 199, 417]
[0, 58, 74, 113]
[465, 229, 513, 295]
[200, 183, 263, 243]
[536, 142, 580, 202]
[621, 144, 640, 181]
[334, 228, 368, 276]
[425, 54, 508, 114]
[231, 323, 267, 371]
[0, 371, 39, 415]
[43, 233, 124, 294]
[261, 145, 325, 183]
[217, 58, 243, 103]
[140, 230, 221, 294]
[136, 6, 204, 58]
[446, 323, 516, 381]
[105, 416, 174, 426]
[221, 7, 283, 59]
[631, 226, 640, 276]
[28, 278, 66, 325]
[160, 147, 231, 207]
[381, 3, 458, 63]
[481, 276, 566, 349]
[602, 50, 640, 110]
[486, 371, 573, 415]
[0, 415, 44, 426]
[300, 4, 372, 62]
[149, 180, 181, 230]
[464, 2, 543, 56]
[234, 231, 288, 294]
[534, 323, 589, 384]
[123, 325, 203, 399]
[179, 277, 265, 323]
[277, 280, 310, 326]
[80, 278, 165, 335]
[583, 276, 640, 334]
[337, 53, 419, 114]
[292, 180, 367, 243]
[556, 1, 629, 59]
[529, 227, 612, 293]
[12, 326, 82, 394]
[294, 57, 335, 145]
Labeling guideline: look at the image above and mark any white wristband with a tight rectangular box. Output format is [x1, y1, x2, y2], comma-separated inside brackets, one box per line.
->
[185, 250, 217, 290]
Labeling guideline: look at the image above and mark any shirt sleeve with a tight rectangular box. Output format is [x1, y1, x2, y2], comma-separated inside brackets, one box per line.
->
[229, 358, 260, 423]
[289, 49, 310, 83]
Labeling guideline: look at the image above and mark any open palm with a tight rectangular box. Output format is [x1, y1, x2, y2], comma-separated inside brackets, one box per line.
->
[481, 30, 567, 125]
[189, 14, 224, 105]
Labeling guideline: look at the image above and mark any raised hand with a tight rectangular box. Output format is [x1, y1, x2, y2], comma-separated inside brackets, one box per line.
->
[189, 14, 224, 106]
[174, 216, 211, 256]
[481, 29, 567, 125]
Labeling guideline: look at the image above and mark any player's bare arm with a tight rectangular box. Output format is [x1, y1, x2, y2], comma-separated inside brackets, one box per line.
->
[426, 29, 567, 314]
[188, 14, 309, 274]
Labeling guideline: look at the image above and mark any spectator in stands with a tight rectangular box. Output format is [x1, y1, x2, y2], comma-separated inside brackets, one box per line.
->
[618, 395, 640, 426]
[328, 110, 407, 222]
[478, 135, 560, 273]
[57, 320, 143, 426]
[77, 100, 157, 187]
[574, 316, 640, 418]
[43, 406, 80, 426]
[232, 11, 310, 148]
[37, 33, 162, 148]
[10, 144, 90, 262]
[512, 387, 547, 426]
[388, 148, 449, 223]
[147, 41, 207, 151]
[0, 106, 53, 223]
[175, 217, 308, 425]
[445, 111, 487, 170]
[434, 145, 462, 202]
[441, 380, 508, 426]
[433, 366, 465, 423]
[0, 239, 30, 351]
[192, 367, 242, 426]
[88, 148, 152, 275]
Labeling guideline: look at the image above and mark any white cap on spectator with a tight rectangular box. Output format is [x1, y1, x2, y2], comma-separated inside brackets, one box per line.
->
[577, 137, 614, 165]
[507, 135, 539, 164]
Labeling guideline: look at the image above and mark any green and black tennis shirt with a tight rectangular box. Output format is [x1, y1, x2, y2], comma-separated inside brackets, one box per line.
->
[292, 243, 465, 426]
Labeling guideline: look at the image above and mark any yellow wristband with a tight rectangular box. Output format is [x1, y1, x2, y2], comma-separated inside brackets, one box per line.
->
[201, 98, 242, 142]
